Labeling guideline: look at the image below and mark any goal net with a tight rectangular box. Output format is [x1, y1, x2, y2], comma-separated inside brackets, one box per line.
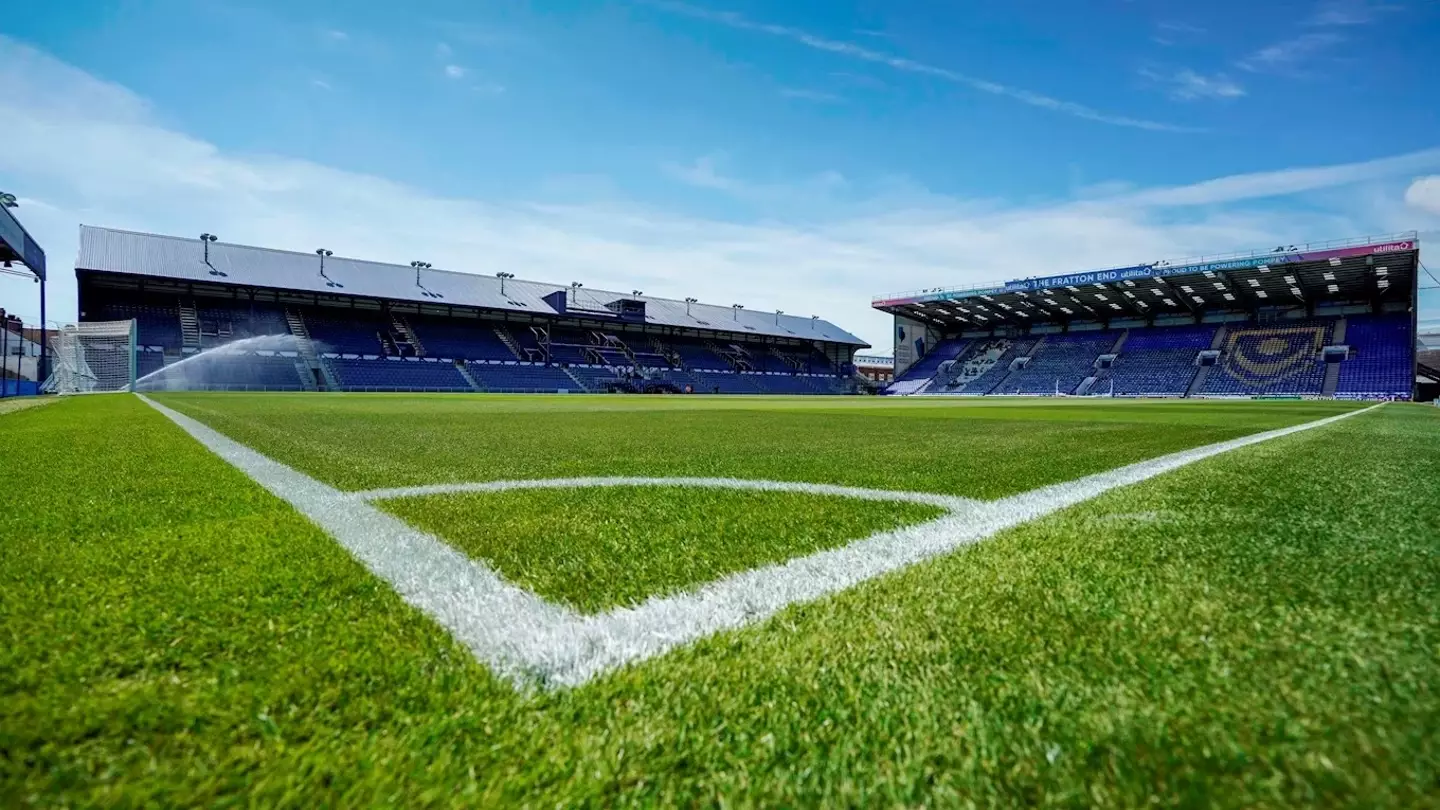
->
[42, 320, 137, 394]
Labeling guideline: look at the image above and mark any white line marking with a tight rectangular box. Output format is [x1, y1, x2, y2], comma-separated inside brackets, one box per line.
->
[353, 477, 975, 511]
[139, 395, 1380, 689]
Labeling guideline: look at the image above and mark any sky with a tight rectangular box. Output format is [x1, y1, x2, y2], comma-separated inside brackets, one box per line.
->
[2, 0, 1439, 350]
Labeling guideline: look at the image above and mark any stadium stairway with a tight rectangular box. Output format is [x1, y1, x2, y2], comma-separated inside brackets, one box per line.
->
[1186, 363, 1211, 397]
[1209, 324, 1228, 351]
[493, 326, 524, 360]
[285, 309, 338, 391]
[178, 300, 201, 350]
[1319, 317, 1347, 397]
[563, 367, 593, 392]
[455, 362, 484, 392]
[392, 314, 426, 357]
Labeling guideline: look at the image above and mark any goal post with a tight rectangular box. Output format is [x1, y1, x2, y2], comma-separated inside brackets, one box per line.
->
[41, 320, 138, 394]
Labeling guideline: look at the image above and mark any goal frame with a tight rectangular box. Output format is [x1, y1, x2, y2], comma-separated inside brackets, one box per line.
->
[43, 319, 139, 395]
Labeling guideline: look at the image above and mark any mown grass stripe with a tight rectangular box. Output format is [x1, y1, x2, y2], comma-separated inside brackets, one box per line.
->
[141, 394, 1381, 688]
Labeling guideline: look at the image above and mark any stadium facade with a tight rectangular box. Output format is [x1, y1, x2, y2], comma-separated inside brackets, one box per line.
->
[74, 226, 868, 394]
[872, 234, 1420, 400]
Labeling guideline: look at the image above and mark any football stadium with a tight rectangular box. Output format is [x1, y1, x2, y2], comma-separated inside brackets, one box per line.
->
[4, 207, 1440, 806]
[875, 234, 1422, 400]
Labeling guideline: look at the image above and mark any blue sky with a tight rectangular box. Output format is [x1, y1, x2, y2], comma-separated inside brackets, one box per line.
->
[2, 0, 1439, 347]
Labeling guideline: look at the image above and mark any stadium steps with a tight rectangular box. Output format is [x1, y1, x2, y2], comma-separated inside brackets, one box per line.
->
[606, 334, 649, 371]
[393, 314, 426, 357]
[284, 308, 339, 391]
[1178, 324, 1228, 397]
[1209, 325, 1228, 350]
[770, 348, 804, 372]
[666, 368, 702, 392]
[562, 367, 593, 392]
[1322, 360, 1341, 396]
[455, 362, 484, 392]
[1110, 331, 1129, 353]
[648, 337, 683, 368]
[705, 340, 752, 372]
[493, 326, 523, 360]
[738, 372, 770, 393]
[530, 326, 553, 364]
[178, 301, 201, 349]
[1332, 317, 1348, 344]
[1186, 361, 1211, 397]
[292, 359, 318, 391]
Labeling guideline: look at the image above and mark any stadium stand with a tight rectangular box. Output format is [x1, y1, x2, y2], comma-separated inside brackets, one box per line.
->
[874, 233, 1419, 400]
[882, 315, 1416, 401]
[1092, 324, 1216, 397]
[1200, 319, 1333, 396]
[468, 363, 583, 393]
[329, 358, 473, 391]
[962, 337, 1039, 394]
[140, 352, 309, 391]
[929, 339, 1007, 392]
[990, 331, 1119, 395]
[74, 226, 864, 394]
[1336, 314, 1413, 398]
[884, 338, 967, 394]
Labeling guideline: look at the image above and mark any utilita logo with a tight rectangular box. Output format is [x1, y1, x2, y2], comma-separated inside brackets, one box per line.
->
[1371, 241, 1414, 253]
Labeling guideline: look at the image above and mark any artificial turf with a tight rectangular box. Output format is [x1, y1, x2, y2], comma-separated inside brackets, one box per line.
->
[379, 486, 944, 612]
[3, 394, 1437, 807]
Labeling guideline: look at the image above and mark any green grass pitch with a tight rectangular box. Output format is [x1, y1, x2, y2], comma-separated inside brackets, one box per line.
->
[2, 393, 1438, 806]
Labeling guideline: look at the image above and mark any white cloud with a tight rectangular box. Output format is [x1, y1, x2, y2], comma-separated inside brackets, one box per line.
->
[1238, 32, 1345, 73]
[1140, 68, 1245, 101]
[663, 155, 847, 202]
[0, 36, 1435, 343]
[1405, 176, 1440, 216]
[323, 29, 349, 42]
[663, 154, 741, 192]
[645, 0, 1194, 132]
[1307, 0, 1401, 26]
[443, 64, 467, 79]
[1122, 149, 1440, 207]
[310, 78, 333, 91]
[1240, 0, 1396, 74]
